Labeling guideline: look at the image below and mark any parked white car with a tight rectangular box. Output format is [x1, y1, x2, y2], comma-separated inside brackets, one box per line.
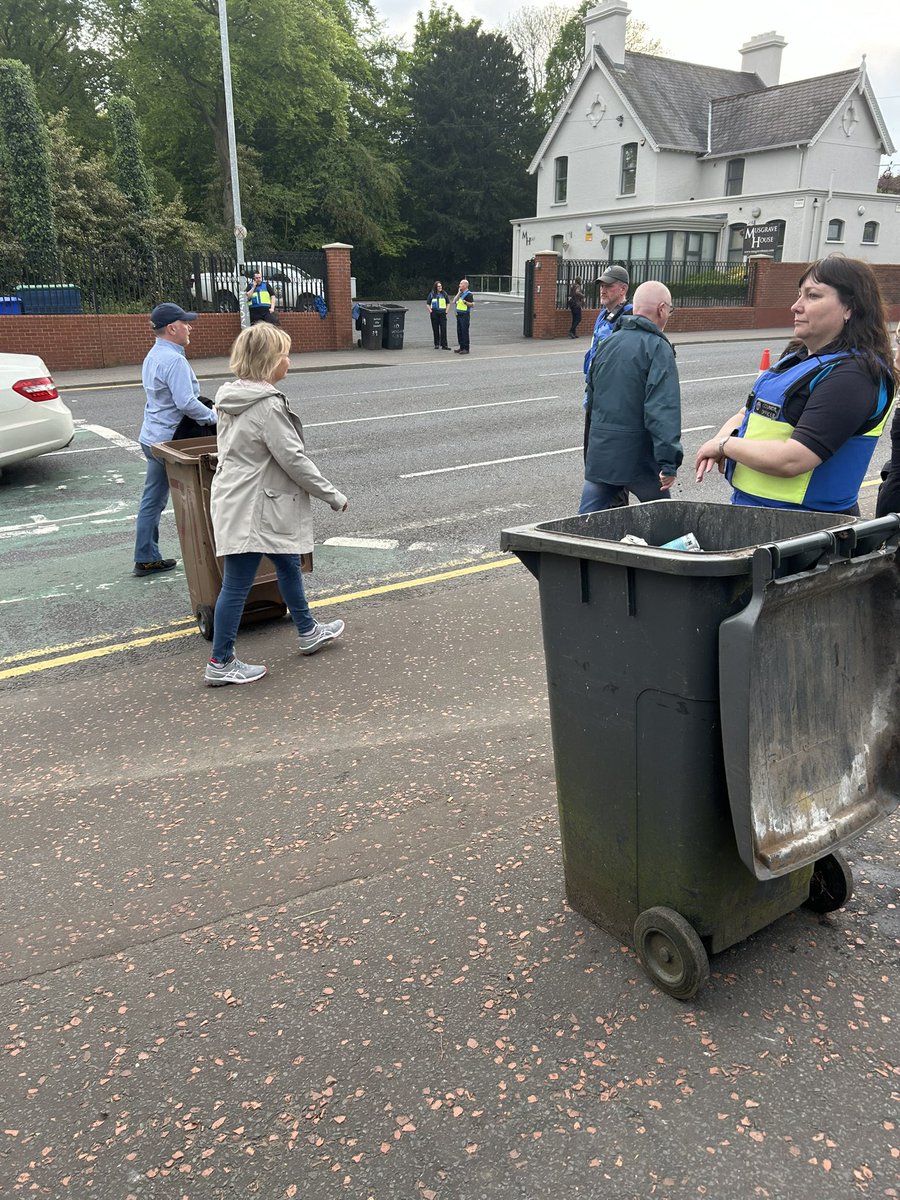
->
[0, 352, 74, 473]
[191, 260, 325, 314]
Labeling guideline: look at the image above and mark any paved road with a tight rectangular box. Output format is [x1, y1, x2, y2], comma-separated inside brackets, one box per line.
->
[1, 331, 886, 682]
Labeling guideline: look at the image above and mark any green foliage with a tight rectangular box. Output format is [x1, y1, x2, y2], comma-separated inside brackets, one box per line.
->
[0, 59, 59, 268]
[399, 5, 539, 278]
[536, 8, 662, 126]
[0, 0, 105, 146]
[108, 96, 153, 221]
[46, 109, 129, 254]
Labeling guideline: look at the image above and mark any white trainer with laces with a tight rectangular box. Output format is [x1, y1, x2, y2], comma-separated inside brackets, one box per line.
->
[298, 619, 345, 655]
[205, 656, 268, 686]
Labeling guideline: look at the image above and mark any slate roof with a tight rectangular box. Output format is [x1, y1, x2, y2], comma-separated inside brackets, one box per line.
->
[707, 69, 859, 154]
[600, 50, 764, 151]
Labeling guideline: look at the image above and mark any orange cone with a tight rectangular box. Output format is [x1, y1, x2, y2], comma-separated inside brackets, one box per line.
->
[759, 348, 771, 371]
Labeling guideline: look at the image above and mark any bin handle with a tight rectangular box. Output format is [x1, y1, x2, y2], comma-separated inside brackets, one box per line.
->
[832, 514, 900, 558]
[753, 528, 837, 585]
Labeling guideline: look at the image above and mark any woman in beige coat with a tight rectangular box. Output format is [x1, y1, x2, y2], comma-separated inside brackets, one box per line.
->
[205, 323, 348, 686]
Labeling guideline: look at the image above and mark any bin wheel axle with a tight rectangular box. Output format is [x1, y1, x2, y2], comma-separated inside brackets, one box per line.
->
[197, 605, 214, 641]
[634, 906, 710, 1000]
[803, 851, 853, 913]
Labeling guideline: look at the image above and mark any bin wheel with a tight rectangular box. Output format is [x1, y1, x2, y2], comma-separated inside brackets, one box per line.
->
[196, 605, 214, 641]
[803, 851, 853, 913]
[634, 907, 709, 1000]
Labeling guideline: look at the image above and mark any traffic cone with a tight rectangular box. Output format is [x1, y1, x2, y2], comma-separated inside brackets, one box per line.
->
[759, 348, 771, 371]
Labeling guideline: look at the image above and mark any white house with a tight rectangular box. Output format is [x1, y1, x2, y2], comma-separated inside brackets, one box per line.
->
[511, 0, 898, 287]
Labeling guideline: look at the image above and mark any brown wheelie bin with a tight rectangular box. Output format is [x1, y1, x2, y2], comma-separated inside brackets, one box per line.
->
[154, 437, 310, 640]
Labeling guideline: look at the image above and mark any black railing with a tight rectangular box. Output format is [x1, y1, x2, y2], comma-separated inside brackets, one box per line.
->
[0, 247, 329, 315]
[557, 259, 751, 309]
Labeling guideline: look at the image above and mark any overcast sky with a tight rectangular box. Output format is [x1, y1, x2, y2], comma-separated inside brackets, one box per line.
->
[373, 0, 900, 167]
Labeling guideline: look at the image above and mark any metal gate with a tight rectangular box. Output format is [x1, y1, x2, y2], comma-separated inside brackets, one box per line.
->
[523, 258, 535, 337]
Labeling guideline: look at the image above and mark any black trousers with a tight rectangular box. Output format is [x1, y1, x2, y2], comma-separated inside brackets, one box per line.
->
[456, 312, 470, 351]
[430, 310, 448, 348]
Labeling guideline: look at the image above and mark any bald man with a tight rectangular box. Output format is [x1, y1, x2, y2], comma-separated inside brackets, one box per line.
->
[452, 279, 474, 354]
[579, 280, 683, 512]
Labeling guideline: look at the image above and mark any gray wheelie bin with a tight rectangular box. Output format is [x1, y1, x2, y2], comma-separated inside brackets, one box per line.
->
[500, 501, 900, 999]
[155, 438, 310, 641]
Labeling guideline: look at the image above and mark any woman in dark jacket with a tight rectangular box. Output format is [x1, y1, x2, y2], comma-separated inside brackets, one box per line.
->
[567, 278, 585, 338]
[425, 281, 451, 350]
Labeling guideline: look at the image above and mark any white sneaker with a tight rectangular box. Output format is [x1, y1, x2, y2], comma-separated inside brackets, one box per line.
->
[298, 619, 345, 655]
[205, 656, 268, 686]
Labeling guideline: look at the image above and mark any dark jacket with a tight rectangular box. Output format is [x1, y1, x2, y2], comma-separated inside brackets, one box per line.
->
[584, 314, 682, 483]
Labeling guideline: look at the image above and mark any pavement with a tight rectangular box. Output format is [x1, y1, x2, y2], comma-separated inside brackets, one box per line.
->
[2, 557, 898, 1199]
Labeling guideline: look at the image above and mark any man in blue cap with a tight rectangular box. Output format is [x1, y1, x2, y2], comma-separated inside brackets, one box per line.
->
[133, 303, 218, 575]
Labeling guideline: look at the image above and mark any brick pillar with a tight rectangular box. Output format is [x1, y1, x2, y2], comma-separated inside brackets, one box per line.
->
[323, 242, 354, 349]
[747, 254, 775, 307]
[531, 252, 560, 339]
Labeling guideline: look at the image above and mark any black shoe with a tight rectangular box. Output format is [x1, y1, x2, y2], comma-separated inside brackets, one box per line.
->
[441, 346, 451, 350]
[134, 558, 177, 576]
[434, 344, 441, 349]
[454, 348, 463, 353]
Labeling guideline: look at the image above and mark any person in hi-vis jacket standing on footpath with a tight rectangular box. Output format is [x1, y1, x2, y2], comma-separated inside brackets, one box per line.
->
[425, 281, 451, 350]
[453, 279, 474, 354]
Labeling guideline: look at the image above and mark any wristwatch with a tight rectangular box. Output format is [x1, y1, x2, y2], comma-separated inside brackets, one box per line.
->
[718, 435, 730, 458]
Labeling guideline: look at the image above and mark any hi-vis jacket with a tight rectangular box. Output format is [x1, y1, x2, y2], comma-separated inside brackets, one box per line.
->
[455, 290, 473, 313]
[248, 281, 273, 308]
[728, 349, 893, 512]
[427, 291, 448, 311]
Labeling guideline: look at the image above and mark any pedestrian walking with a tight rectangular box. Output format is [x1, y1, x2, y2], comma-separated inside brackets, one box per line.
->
[204, 323, 348, 687]
[452, 279, 474, 354]
[579, 281, 682, 513]
[696, 257, 896, 515]
[567, 278, 585, 338]
[134, 303, 217, 576]
[582, 265, 632, 405]
[425, 281, 451, 349]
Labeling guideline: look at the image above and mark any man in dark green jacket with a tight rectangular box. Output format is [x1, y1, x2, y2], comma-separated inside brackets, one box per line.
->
[579, 281, 683, 512]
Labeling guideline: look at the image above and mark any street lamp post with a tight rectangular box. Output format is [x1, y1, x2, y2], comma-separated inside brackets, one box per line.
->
[217, 0, 249, 328]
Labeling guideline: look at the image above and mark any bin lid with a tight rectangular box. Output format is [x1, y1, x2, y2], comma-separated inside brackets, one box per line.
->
[719, 517, 900, 878]
[152, 436, 218, 464]
[501, 501, 858, 578]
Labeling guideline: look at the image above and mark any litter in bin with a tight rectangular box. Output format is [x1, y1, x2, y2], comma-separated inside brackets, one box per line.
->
[660, 532, 701, 552]
[620, 534, 649, 546]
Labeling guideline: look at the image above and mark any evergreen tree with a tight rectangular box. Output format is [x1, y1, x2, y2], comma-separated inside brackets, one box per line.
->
[400, 6, 539, 277]
[0, 59, 59, 270]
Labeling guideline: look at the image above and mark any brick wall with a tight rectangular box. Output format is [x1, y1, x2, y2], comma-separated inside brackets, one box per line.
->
[530, 254, 900, 340]
[0, 242, 355, 371]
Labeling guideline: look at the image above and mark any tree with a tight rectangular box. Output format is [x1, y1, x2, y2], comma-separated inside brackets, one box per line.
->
[0, 0, 106, 146]
[399, 6, 540, 276]
[0, 59, 58, 269]
[536, 7, 662, 125]
[108, 96, 153, 223]
[877, 168, 900, 194]
[503, 4, 572, 95]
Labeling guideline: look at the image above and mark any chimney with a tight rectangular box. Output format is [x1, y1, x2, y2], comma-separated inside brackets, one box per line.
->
[583, 0, 631, 67]
[739, 32, 787, 87]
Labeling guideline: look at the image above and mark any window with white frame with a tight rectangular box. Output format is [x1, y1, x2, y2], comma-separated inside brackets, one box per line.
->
[862, 221, 878, 243]
[553, 157, 568, 204]
[620, 143, 637, 195]
[827, 218, 845, 242]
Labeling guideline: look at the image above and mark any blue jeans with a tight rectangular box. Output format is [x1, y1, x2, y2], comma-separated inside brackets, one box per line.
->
[212, 552, 316, 663]
[579, 471, 670, 513]
[134, 444, 170, 563]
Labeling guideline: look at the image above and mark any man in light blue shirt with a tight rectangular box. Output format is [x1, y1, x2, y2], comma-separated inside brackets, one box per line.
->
[134, 303, 217, 575]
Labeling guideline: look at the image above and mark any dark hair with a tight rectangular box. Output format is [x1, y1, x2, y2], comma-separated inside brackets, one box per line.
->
[799, 256, 898, 387]
[433, 280, 443, 289]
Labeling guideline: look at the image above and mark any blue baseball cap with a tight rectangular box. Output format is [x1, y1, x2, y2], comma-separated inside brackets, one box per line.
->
[150, 302, 198, 328]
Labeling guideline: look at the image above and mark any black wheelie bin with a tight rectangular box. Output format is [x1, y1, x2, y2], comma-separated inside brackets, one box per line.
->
[501, 501, 900, 999]
[356, 303, 386, 350]
[380, 302, 408, 349]
[155, 437, 311, 640]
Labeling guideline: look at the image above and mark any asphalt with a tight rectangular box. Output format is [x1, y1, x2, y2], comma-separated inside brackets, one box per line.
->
[2, 556, 898, 1198]
[52, 315, 794, 391]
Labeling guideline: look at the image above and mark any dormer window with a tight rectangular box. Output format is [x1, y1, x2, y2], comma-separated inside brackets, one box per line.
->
[554, 156, 568, 204]
[725, 158, 745, 196]
[620, 143, 637, 196]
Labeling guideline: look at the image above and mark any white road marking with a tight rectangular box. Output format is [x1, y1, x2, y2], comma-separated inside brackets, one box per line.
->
[73, 421, 144, 455]
[323, 536, 401, 550]
[307, 395, 559, 429]
[0, 501, 131, 539]
[539, 370, 758, 384]
[400, 425, 716, 478]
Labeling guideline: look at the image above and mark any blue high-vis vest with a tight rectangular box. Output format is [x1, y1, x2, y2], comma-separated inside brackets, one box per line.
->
[728, 349, 893, 512]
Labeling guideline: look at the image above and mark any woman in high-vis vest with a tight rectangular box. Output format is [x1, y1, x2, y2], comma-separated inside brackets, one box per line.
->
[696, 257, 897, 514]
[425, 281, 451, 350]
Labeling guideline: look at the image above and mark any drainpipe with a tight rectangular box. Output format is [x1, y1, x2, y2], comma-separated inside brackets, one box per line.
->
[816, 170, 834, 258]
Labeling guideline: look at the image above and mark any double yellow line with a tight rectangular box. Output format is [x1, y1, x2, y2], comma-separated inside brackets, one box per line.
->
[0, 556, 516, 681]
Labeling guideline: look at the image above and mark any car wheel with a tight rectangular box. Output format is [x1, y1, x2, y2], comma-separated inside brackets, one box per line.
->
[214, 290, 240, 314]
